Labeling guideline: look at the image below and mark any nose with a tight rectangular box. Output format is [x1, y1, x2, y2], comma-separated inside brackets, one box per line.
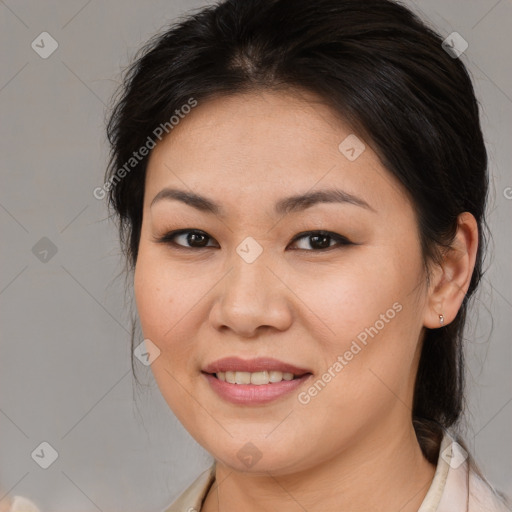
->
[208, 250, 294, 338]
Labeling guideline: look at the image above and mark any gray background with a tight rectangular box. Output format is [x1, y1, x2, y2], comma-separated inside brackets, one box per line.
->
[0, 1, 511, 511]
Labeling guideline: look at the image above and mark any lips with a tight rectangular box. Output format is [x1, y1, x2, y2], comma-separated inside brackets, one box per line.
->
[202, 356, 312, 376]
[201, 357, 313, 404]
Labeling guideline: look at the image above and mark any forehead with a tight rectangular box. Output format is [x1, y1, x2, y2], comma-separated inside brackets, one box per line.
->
[144, 90, 409, 215]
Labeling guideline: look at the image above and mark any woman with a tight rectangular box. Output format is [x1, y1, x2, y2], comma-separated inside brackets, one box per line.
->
[7, 0, 508, 510]
[102, 0, 510, 510]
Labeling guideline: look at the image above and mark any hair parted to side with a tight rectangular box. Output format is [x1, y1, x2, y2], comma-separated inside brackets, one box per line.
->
[105, 0, 490, 466]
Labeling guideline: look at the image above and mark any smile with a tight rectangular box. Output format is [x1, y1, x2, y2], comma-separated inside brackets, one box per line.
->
[201, 357, 313, 405]
[215, 370, 299, 385]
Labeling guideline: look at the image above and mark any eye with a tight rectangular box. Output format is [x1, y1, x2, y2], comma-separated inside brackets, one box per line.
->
[288, 230, 352, 251]
[154, 229, 352, 251]
[155, 229, 218, 249]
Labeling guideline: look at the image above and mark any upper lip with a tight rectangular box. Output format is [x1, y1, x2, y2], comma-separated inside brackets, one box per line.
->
[202, 357, 312, 375]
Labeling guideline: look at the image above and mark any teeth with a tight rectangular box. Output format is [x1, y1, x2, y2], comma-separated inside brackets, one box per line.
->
[235, 371, 251, 384]
[216, 370, 297, 385]
[269, 370, 283, 383]
[251, 371, 269, 385]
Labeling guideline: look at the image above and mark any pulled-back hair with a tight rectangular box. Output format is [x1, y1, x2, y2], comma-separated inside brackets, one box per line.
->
[105, 0, 489, 466]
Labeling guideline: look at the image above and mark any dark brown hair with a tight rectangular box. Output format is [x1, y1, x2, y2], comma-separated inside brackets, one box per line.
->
[105, 0, 490, 469]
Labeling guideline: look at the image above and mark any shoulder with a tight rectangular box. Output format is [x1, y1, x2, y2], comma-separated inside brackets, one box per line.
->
[162, 464, 216, 512]
[421, 429, 511, 512]
[438, 431, 511, 512]
[6, 465, 216, 512]
[468, 467, 512, 512]
[2, 496, 41, 512]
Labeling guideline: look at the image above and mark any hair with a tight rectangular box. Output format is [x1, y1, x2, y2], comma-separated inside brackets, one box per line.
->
[105, 0, 492, 478]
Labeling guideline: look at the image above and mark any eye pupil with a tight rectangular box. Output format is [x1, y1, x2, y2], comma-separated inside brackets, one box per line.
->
[188, 231, 208, 246]
[310, 234, 330, 249]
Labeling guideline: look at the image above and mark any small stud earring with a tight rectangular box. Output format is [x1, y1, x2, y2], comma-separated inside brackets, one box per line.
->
[439, 314, 445, 326]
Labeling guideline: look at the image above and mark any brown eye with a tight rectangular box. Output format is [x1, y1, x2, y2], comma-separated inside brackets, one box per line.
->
[288, 231, 352, 251]
[156, 229, 218, 249]
[155, 229, 352, 252]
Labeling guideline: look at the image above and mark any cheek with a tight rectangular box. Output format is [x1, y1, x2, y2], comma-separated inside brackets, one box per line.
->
[134, 262, 164, 335]
[133, 248, 180, 348]
[133, 252, 196, 414]
[309, 243, 425, 384]
[133, 247, 207, 376]
[307, 247, 419, 337]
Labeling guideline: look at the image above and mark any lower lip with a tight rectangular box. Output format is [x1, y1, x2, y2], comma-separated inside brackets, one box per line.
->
[203, 373, 312, 405]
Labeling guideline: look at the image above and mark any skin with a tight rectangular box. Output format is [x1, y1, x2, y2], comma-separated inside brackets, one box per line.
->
[134, 89, 478, 512]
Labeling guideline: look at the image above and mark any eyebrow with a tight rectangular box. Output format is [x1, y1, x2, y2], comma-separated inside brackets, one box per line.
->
[150, 187, 375, 216]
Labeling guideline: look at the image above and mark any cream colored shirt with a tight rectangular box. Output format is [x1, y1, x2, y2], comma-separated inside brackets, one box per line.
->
[6, 430, 510, 511]
[163, 430, 511, 512]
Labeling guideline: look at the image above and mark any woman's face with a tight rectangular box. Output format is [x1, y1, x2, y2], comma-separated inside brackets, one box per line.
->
[134, 90, 431, 474]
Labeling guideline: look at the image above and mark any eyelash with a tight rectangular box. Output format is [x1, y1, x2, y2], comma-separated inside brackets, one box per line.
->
[154, 229, 353, 252]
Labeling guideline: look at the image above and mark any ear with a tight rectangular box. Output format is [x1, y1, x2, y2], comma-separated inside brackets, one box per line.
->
[423, 212, 479, 329]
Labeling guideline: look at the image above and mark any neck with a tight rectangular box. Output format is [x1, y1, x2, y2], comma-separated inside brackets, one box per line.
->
[202, 420, 437, 512]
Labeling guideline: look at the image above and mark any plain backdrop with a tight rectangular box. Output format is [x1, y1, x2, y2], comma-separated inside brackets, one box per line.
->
[1, 1, 511, 511]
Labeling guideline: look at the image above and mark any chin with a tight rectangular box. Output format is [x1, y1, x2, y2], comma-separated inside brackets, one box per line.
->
[204, 438, 312, 476]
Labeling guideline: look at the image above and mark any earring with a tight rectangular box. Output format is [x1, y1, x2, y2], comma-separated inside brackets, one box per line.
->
[439, 314, 445, 326]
